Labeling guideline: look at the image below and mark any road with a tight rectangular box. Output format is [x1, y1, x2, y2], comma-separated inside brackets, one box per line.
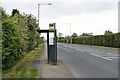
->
[57, 43, 118, 78]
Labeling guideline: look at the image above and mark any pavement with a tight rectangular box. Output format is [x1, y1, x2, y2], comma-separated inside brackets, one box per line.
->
[32, 43, 74, 78]
[57, 43, 118, 78]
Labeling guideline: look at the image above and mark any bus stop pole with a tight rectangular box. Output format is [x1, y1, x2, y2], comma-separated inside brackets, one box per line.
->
[47, 31, 49, 63]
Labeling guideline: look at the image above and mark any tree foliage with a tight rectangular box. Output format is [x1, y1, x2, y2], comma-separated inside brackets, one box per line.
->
[58, 33, 63, 39]
[12, 9, 20, 17]
[72, 32, 78, 37]
[2, 8, 43, 69]
[82, 33, 93, 36]
[104, 30, 113, 35]
[58, 33, 120, 48]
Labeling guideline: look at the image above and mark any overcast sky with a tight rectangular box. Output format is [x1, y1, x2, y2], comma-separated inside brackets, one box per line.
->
[0, 0, 119, 38]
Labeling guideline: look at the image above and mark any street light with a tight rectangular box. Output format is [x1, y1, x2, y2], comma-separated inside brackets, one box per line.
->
[38, 3, 52, 27]
[37, 3, 51, 47]
[65, 23, 72, 44]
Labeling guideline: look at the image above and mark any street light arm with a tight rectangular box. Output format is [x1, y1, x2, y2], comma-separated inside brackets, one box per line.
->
[38, 3, 51, 5]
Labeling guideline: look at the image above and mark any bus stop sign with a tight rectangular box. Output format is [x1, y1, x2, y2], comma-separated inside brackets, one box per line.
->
[48, 23, 57, 63]
[37, 23, 57, 63]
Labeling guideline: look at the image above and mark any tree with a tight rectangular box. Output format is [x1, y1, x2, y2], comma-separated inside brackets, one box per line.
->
[72, 32, 78, 37]
[82, 33, 87, 36]
[12, 9, 20, 17]
[89, 33, 93, 36]
[104, 30, 113, 34]
[2, 7, 43, 70]
[58, 33, 63, 39]
[12, 12, 39, 51]
[82, 33, 93, 36]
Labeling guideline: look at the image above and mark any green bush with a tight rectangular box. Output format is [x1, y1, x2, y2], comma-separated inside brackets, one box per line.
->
[2, 8, 43, 70]
[72, 37, 83, 44]
[103, 34, 114, 47]
[84, 36, 92, 45]
[2, 16, 22, 69]
[58, 38, 67, 43]
[58, 33, 120, 48]
[113, 33, 120, 48]
[92, 35, 104, 46]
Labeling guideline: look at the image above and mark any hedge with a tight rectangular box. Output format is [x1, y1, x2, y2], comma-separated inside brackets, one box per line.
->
[58, 33, 120, 48]
[2, 8, 43, 70]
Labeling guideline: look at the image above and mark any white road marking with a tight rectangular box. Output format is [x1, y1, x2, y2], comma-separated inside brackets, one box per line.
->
[108, 53, 111, 54]
[64, 45, 69, 48]
[64, 45, 74, 49]
[91, 53, 112, 61]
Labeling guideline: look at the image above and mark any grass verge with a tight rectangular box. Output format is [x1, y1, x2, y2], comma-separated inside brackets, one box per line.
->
[52, 62, 59, 66]
[66, 43, 118, 51]
[2, 43, 44, 79]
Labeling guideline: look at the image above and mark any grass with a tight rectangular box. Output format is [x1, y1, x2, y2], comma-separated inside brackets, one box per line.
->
[52, 62, 59, 66]
[2, 43, 44, 79]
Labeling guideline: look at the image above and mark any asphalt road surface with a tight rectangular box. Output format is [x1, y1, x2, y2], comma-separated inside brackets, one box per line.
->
[57, 43, 118, 78]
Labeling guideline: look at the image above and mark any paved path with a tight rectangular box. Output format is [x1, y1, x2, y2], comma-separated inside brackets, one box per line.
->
[32, 43, 74, 78]
[57, 43, 118, 78]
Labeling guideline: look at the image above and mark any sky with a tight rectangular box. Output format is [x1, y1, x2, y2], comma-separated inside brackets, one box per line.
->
[0, 0, 119, 38]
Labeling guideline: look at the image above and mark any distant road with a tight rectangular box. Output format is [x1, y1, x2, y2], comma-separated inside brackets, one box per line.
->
[57, 43, 118, 78]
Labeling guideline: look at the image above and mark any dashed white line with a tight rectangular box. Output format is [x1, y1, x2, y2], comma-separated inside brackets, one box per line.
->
[91, 53, 112, 61]
[108, 53, 111, 54]
[64, 45, 69, 48]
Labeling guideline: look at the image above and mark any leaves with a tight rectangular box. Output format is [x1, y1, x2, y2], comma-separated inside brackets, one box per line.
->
[2, 8, 43, 70]
[58, 33, 120, 48]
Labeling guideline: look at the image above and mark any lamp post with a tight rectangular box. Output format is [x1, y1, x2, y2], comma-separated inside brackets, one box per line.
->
[37, 3, 51, 47]
[38, 3, 51, 27]
[65, 23, 72, 44]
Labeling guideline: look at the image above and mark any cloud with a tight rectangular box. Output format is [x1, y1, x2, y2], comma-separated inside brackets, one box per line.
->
[1, 0, 118, 3]
[38, 1, 118, 20]
[0, 0, 118, 38]
[1, 0, 118, 19]
[40, 9, 118, 37]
